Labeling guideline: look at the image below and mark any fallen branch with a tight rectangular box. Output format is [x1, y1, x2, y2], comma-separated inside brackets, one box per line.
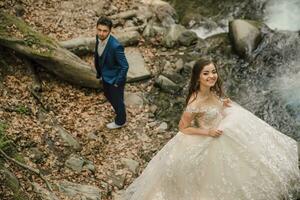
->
[0, 11, 100, 88]
[28, 87, 51, 113]
[0, 149, 53, 191]
[59, 30, 140, 55]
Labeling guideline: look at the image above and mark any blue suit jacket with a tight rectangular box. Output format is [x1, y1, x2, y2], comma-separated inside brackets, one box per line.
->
[94, 35, 129, 85]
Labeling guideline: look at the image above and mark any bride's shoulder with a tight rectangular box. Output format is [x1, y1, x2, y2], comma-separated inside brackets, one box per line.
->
[185, 94, 203, 113]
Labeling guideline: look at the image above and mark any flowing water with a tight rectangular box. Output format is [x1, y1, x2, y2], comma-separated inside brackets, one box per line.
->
[154, 0, 300, 141]
[222, 30, 300, 140]
[264, 0, 300, 31]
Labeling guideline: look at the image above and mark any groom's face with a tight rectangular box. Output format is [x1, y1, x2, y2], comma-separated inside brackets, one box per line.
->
[97, 24, 111, 41]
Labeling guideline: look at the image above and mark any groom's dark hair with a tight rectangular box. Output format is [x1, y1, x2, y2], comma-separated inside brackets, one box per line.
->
[97, 16, 113, 30]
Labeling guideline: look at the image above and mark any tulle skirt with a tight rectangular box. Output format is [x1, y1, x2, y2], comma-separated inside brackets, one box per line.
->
[122, 104, 300, 200]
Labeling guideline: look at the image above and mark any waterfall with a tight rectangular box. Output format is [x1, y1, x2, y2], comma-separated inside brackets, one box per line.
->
[264, 0, 300, 31]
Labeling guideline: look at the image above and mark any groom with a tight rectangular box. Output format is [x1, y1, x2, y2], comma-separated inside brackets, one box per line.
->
[94, 16, 129, 129]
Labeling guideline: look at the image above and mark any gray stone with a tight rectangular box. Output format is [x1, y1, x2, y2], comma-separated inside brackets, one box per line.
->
[117, 31, 140, 46]
[156, 122, 168, 132]
[124, 92, 144, 107]
[155, 75, 180, 93]
[178, 30, 198, 46]
[33, 183, 59, 200]
[87, 132, 98, 140]
[57, 126, 81, 151]
[124, 20, 135, 28]
[83, 160, 96, 173]
[175, 58, 184, 72]
[121, 158, 140, 174]
[149, 105, 158, 113]
[298, 142, 300, 161]
[148, 0, 176, 27]
[2, 167, 20, 192]
[126, 48, 151, 82]
[229, 19, 262, 58]
[185, 61, 196, 70]
[108, 174, 126, 189]
[162, 67, 183, 83]
[65, 154, 85, 172]
[143, 23, 157, 38]
[163, 24, 186, 48]
[136, 132, 151, 142]
[15, 4, 25, 17]
[29, 147, 44, 163]
[59, 181, 101, 200]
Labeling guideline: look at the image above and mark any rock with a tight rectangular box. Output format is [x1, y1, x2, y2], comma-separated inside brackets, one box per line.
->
[155, 75, 180, 93]
[65, 154, 85, 172]
[161, 59, 184, 83]
[141, 0, 176, 27]
[112, 190, 124, 200]
[83, 160, 96, 173]
[185, 60, 196, 70]
[108, 174, 126, 189]
[229, 19, 262, 58]
[163, 24, 186, 48]
[29, 147, 45, 163]
[148, 121, 158, 128]
[149, 105, 158, 113]
[121, 158, 140, 174]
[175, 58, 184, 72]
[57, 126, 81, 151]
[143, 22, 157, 38]
[298, 142, 300, 161]
[116, 30, 140, 46]
[124, 92, 144, 107]
[108, 5, 118, 15]
[33, 183, 59, 200]
[156, 122, 168, 132]
[2, 167, 20, 192]
[87, 132, 98, 140]
[59, 181, 101, 200]
[178, 30, 198, 46]
[136, 132, 151, 142]
[14, 4, 25, 17]
[162, 67, 184, 83]
[126, 48, 151, 82]
[152, 25, 168, 35]
[124, 20, 135, 28]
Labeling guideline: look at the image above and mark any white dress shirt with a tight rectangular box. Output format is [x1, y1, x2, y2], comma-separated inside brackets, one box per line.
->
[97, 34, 110, 57]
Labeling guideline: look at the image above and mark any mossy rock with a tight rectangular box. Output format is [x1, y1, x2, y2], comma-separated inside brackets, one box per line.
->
[0, 11, 56, 57]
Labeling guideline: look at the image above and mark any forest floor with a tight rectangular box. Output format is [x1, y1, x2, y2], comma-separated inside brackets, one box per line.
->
[0, 0, 177, 199]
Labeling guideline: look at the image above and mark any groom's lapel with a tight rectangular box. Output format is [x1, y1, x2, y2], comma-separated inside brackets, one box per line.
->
[100, 36, 111, 67]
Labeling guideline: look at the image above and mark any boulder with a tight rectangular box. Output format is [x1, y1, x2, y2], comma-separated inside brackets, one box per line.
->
[162, 24, 186, 48]
[178, 30, 198, 46]
[229, 19, 262, 58]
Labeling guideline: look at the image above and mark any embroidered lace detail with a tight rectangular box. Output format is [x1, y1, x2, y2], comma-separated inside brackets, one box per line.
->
[122, 103, 300, 200]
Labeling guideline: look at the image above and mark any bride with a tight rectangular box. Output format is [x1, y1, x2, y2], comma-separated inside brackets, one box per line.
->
[122, 58, 300, 200]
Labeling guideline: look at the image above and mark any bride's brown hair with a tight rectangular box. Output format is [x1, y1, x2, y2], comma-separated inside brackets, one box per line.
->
[186, 58, 224, 105]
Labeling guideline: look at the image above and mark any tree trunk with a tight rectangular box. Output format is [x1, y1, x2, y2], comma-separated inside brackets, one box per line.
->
[0, 11, 100, 88]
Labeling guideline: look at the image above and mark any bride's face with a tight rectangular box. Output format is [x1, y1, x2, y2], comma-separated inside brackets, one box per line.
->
[199, 63, 218, 88]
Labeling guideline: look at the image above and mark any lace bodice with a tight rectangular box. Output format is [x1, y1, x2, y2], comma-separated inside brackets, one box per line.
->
[185, 96, 224, 129]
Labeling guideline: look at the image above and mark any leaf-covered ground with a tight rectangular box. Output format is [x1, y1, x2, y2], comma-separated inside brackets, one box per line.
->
[0, 0, 177, 199]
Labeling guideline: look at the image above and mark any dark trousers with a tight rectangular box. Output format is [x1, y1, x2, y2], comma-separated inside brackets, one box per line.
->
[102, 80, 126, 125]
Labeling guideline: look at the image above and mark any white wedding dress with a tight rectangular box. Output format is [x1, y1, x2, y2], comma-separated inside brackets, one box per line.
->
[122, 101, 300, 200]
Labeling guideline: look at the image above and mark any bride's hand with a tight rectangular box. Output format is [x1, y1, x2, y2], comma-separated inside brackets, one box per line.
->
[221, 98, 232, 107]
[207, 129, 223, 137]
